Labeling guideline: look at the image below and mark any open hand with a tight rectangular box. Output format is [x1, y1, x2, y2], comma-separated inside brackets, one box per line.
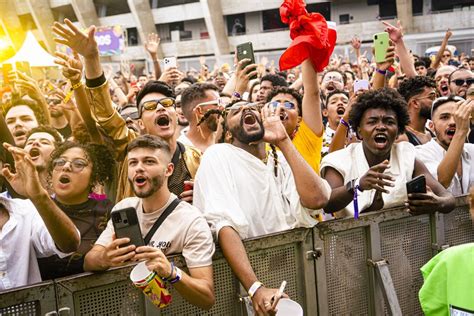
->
[52, 19, 99, 59]
[261, 103, 289, 145]
[1, 143, 44, 199]
[359, 160, 395, 193]
[144, 33, 161, 56]
[54, 51, 83, 83]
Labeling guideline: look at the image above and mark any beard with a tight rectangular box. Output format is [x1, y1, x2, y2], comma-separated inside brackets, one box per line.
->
[129, 175, 164, 198]
[419, 106, 432, 120]
[50, 109, 64, 118]
[229, 113, 265, 144]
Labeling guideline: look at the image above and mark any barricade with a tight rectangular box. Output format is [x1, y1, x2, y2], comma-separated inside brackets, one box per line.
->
[0, 195, 472, 315]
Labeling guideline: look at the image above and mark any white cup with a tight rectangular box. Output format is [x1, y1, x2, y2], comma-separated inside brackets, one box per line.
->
[276, 298, 303, 315]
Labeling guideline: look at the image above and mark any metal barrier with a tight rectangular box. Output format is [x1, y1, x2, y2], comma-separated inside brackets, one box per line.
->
[0, 196, 472, 316]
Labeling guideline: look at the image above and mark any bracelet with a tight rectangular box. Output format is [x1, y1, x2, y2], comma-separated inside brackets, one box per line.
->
[340, 118, 350, 128]
[71, 81, 83, 90]
[232, 91, 242, 99]
[169, 267, 182, 284]
[376, 68, 387, 75]
[163, 262, 175, 281]
[248, 281, 263, 298]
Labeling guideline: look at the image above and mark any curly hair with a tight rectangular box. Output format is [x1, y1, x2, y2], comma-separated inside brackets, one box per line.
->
[397, 76, 436, 102]
[48, 141, 116, 188]
[266, 87, 303, 116]
[3, 95, 47, 126]
[261, 74, 289, 88]
[349, 88, 409, 135]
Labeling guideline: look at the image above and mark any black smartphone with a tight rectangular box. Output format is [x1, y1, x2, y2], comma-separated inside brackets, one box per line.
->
[111, 207, 145, 247]
[236, 42, 257, 79]
[406, 175, 426, 194]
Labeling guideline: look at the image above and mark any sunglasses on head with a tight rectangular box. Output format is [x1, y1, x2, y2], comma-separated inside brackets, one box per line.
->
[197, 98, 228, 108]
[139, 97, 175, 114]
[452, 78, 474, 87]
[267, 101, 296, 110]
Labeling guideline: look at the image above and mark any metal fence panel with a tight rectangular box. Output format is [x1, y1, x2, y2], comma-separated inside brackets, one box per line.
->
[0, 281, 56, 315]
[380, 215, 432, 315]
[443, 204, 474, 247]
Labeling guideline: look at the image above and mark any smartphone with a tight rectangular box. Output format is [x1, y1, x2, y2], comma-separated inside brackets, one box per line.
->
[373, 32, 390, 64]
[2, 63, 13, 85]
[353, 79, 369, 93]
[164, 57, 177, 70]
[236, 42, 256, 79]
[406, 175, 426, 194]
[111, 207, 145, 247]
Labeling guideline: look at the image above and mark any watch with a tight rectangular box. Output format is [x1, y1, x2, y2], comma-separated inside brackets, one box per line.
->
[345, 178, 361, 194]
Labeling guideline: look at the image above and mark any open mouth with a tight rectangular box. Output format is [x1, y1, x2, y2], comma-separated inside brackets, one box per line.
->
[326, 85, 336, 92]
[374, 134, 388, 147]
[243, 112, 257, 125]
[155, 114, 170, 127]
[59, 175, 71, 184]
[29, 148, 41, 158]
[134, 175, 148, 187]
[336, 107, 345, 115]
[446, 128, 456, 137]
[14, 130, 26, 137]
[279, 111, 288, 121]
[440, 84, 449, 93]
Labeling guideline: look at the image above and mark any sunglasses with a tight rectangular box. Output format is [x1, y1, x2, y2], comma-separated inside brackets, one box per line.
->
[52, 158, 89, 172]
[452, 78, 474, 87]
[197, 98, 227, 108]
[267, 101, 296, 110]
[121, 111, 140, 120]
[47, 99, 62, 105]
[226, 101, 261, 112]
[443, 54, 451, 58]
[139, 97, 175, 114]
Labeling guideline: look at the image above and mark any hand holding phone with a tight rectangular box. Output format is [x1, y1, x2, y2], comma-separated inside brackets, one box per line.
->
[164, 57, 177, 70]
[112, 207, 145, 248]
[406, 175, 426, 194]
[236, 42, 257, 80]
[373, 32, 390, 64]
[353, 79, 369, 93]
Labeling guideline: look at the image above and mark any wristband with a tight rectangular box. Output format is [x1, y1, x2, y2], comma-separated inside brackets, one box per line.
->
[232, 91, 242, 99]
[169, 267, 182, 284]
[248, 281, 263, 298]
[376, 68, 387, 75]
[340, 118, 350, 128]
[71, 81, 83, 90]
[163, 262, 174, 281]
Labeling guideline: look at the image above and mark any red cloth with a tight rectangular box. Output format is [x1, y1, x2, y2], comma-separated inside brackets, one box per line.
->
[279, 0, 337, 72]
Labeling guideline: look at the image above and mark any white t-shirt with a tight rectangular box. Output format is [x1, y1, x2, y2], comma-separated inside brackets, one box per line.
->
[193, 144, 329, 240]
[177, 131, 193, 147]
[95, 194, 214, 268]
[0, 192, 69, 290]
[416, 139, 474, 195]
[321, 142, 416, 218]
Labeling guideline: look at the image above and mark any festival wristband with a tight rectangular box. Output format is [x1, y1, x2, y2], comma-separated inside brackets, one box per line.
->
[169, 267, 182, 284]
[71, 81, 83, 90]
[353, 179, 362, 219]
[248, 281, 263, 298]
[232, 91, 242, 99]
[376, 68, 387, 75]
[163, 262, 175, 281]
[340, 118, 350, 128]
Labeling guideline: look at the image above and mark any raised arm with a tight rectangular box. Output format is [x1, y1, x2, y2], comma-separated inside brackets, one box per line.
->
[383, 20, 416, 78]
[1, 143, 79, 252]
[262, 104, 329, 209]
[436, 100, 472, 188]
[301, 59, 323, 136]
[372, 44, 395, 90]
[144, 33, 163, 79]
[430, 29, 453, 70]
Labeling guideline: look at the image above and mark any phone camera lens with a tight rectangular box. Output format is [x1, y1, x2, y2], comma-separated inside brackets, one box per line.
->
[123, 219, 128, 224]
[375, 35, 378, 40]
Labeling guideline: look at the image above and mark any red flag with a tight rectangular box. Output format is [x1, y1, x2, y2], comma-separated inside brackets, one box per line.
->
[279, 0, 337, 72]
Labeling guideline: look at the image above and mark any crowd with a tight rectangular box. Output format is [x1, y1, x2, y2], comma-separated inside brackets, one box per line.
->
[0, 4, 473, 315]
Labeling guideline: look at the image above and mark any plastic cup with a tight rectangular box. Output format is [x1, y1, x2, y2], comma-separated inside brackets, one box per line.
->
[130, 261, 172, 308]
[276, 298, 303, 316]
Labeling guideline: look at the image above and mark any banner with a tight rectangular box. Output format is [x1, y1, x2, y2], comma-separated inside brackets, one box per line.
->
[95, 26, 126, 57]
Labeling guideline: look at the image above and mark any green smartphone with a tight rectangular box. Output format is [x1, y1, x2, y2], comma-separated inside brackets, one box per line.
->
[373, 32, 390, 64]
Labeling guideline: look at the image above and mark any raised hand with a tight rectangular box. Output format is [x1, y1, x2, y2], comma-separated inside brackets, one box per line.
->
[261, 103, 289, 145]
[144, 33, 161, 56]
[359, 160, 395, 193]
[376, 42, 395, 71]
[453, 99, 473, 136]
[1, 143, 44, 199]
[10, 70, 43, 101]
[351, 36, 361, 51]
[52, 18, 99, 59]
[54, 50, 83, 83]
[382, 20, 403, 44]
[234, 58, 258, 95]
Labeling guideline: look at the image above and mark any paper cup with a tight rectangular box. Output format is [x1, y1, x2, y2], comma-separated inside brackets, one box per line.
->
[130, 262, 172, 308]
[276, 298, 303, 316]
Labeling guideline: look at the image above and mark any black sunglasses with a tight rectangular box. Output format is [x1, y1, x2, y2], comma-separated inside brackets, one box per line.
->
[121, 111, 140, 120]
[452, 78, 474, 87]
